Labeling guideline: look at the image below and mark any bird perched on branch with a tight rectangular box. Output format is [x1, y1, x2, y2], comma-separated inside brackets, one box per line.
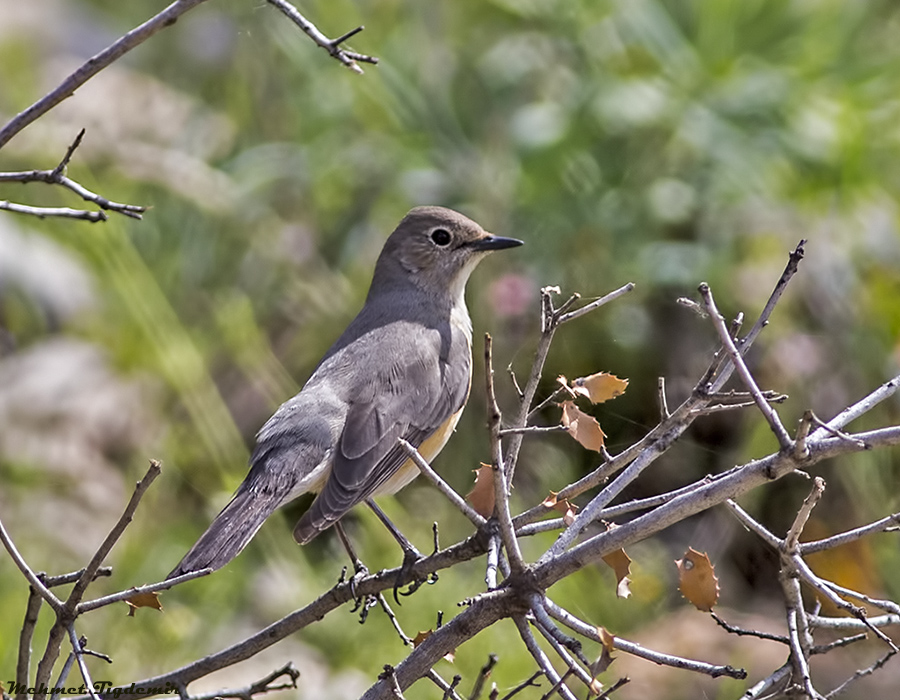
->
[169, 206, 522, 579]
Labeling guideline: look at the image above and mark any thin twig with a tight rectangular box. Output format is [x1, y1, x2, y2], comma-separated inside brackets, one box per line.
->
[468, 654, 498, 700]
[77, 568, 211, 613]
[49, 651, 77, 700]
[710, 612, 789, 644]
[513, 616, 578, 700]
[811, 633, 867, 655]
[34, 461, 162, 695]
[0, 129, 147, 220]
[657, 377, 670, 421]
[498, 424, 567, 436]
[725, 499, 783, 549]
[786, 608, 820, 699]
[0, 517, 63, 611]
[825, 648, 897, 698]
[376, 593, 413, 646]
[430, 672, 464, 700]
[800, 512, 900, 553]
[187, 662, 300, 700]
[784, 477, 825, 552]
[811, 375, 900, 438]
[497, 671, 543, 700]
[808, 613, 900, 630]
[484, 334, 526, 575]
[557, 284, 635, 325]
[67, 629, 101, 700]
[68, 461, 162, 608]
[740, 663, 791, 699]
[0, 200, 108, 222]
[485, 528, 501, 590]
[0, 0, 211, 149]
[542, 599, 747, 679]
[820, 580, 900, 616]
[699, 283, 793, 450]
[265, 0, 378, 74]
[399, 439, 486, 528]
[17, 586, 44, 700]
[793, 556, 899, 651]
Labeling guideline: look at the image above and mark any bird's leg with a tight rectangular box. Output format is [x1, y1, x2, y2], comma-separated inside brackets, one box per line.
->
[365, 499, 435, 602]
[335, 520, 369, 605]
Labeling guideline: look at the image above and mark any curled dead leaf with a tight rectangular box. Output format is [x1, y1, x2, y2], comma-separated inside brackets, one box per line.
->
[466, 463, 496, 518]
[590, 626, 616, 677]
[560, 401, 606, 452]
[570, 372, 629, 404]
[676, 548, 720, 612]
[125, 590, 162, 617]
[542, 491, 579, 525]
[601, 548, 633, 599]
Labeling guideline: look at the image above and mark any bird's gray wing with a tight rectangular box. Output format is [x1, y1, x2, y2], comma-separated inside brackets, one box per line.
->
[294, 320, 471, 542]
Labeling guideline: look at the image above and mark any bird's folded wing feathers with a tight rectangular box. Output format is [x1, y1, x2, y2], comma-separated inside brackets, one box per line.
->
[296, 322, 471, 539]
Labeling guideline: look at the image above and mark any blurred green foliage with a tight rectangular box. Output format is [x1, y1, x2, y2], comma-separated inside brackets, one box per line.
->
[2, 0, 900, 698]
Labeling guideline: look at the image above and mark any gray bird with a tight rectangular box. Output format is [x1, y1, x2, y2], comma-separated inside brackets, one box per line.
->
[169, 206, 522, 578]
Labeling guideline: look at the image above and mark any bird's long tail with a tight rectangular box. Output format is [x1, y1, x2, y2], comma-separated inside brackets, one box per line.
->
[167, 487, 282, 579]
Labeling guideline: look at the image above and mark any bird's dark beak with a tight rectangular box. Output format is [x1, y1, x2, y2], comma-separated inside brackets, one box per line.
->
[471, 234, 524, 252]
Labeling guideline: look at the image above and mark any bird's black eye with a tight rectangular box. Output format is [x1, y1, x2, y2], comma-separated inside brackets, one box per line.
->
[430, 228, 452, 246]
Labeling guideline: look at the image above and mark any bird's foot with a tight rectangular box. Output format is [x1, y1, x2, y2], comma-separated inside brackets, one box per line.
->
[392, 544, 438, 603]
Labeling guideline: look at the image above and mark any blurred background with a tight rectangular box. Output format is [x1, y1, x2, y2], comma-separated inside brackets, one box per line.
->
[2, 1, 900, 698]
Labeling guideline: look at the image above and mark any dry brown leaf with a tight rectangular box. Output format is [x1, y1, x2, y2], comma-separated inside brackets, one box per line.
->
[542, 491, 579, 525]
[125, 590, 163, 617]
[676, 548, 720, 612]
[590, 626, 616, 677]
[413, 630, 455, 662]
[466, 463, 496, 518]
[570, 372, 629, 404]
[601, 548, 633, 599]
[560, 401, 606, 452]
[541, 491, 560, 508]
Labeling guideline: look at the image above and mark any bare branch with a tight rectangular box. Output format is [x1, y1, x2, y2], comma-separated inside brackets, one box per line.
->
[657, 376, 670, 421]
[399, 438, 486, 528]
[186, 663, 299, 700]
[498, 424, 567, 436]
[542, 599, 746, 679]
[68, 461, 162, 608]
[784, 477, 825, 552]
[812, 374, 900, 437]
[467, 654, 498, 700]
[735, 240, 806, 355]
[792, 556, 899, 652]
[513, 616, 578, 700]
[0, 130, 147, 220]
[0, 0, 212, 150]
[0, 517, 63, 612]
[710, 612, 789, 645]
[808, 613, 900, 631]
[17, 588, 44, 700]
[484, 333, 526, 574]
[429, 671, 463, 700]
[825, 649, 898, 699]
[725, 499, 783, 549]
[67, 628, 101, 700]
[741, 663, 791, 699]
[77, 568, 212, 614]
[265, 0, 378, 74]
[699, 283, 793, 450]
[556, 283, 635, 325]
[0, 200, 108, 222]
